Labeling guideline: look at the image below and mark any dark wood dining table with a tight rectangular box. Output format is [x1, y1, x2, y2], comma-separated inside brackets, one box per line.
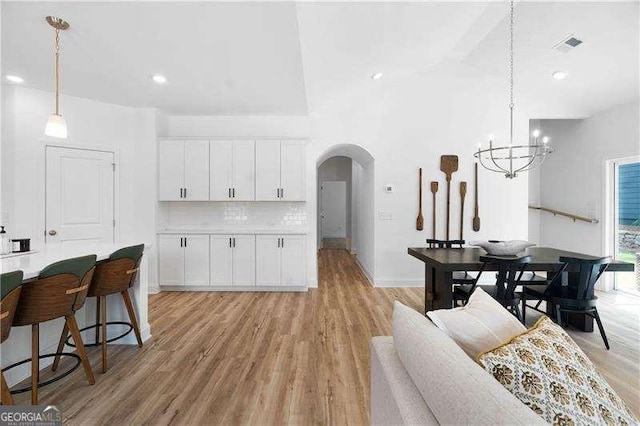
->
[408, 246, 634, 331]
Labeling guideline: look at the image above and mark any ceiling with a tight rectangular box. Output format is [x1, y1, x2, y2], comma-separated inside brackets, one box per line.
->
[2, 1, 638, 117]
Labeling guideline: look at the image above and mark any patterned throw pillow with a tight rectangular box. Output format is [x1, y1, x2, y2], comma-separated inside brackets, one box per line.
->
[477, 316, 638, 426]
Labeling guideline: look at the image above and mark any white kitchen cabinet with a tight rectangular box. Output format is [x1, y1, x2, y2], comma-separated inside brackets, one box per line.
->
[280, 235, 306, 286]
[255, 140, 282, 201]
[256, 235, 306, 286]
[158, 140, 209, 201]
[255, 140, 305, 201]
[158, 234, 210, 287]
[183, 235, 210, 287]
[280, 141, 306, 201]
[210, 234, 255, 286]
[209, 140, 255, 201]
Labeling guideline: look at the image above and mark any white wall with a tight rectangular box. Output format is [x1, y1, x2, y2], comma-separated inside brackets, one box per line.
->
[317, 156, 352, 247]
[532, 101, 640, 259]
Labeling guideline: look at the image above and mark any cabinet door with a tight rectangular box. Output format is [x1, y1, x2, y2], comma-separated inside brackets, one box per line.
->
[158, 235, 184, 286]
[280, 141, 306, 201]
[209, 141, 233, 201]
[184, 235, 210, 287]
[232, 235, 256, 286]
[183, 140, 210, 201]
[232, 140, 255, 201]
[158, 140, 184, 201]
[256, 235, 281, 285]
[255, 140, 281, 201]
[281, 235, 306, 286]
[210, 235, 233, 286]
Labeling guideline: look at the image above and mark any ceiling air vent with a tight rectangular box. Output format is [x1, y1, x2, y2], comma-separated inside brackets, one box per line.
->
[553, 35, 583, 53]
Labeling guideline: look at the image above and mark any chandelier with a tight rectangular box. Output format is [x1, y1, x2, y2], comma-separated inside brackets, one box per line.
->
[474, 0, 554, 179]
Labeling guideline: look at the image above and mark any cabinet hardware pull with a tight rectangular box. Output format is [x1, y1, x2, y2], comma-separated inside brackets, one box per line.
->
[233, 237, 236, 247]
[281, 188, 284, 199]
[180, 188, 183, 198]
[277, 238, 280, 248]
[184, 188, 187, 198]
[277, 188, 280, 198]
[229, 188, 231, 198]
[180, 237, 182, 247]
[229, 237, 232, 248]
[232, 188, 235, 198]
[185, 237, 187, 247]
[281, 238, 284, 248]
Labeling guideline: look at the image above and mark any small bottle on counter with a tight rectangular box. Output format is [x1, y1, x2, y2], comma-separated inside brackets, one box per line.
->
[0, 226, 11, 255]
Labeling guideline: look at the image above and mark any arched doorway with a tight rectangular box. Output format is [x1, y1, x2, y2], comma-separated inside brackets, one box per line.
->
[316, 144, 375, 282]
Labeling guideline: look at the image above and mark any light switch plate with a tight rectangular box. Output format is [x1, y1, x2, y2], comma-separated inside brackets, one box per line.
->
[378, 212, 394, 221]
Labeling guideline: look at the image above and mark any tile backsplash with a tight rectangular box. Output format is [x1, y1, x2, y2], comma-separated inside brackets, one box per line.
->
[160, 202, 308, 229]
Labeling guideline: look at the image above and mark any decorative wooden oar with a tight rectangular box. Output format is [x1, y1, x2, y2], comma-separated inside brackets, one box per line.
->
[459, 181, 467, 240]
[440, 155, 459, 240]
[473, 163, 481, 232]
[416, 168, 424, 231]
[430, 181, 438, 239]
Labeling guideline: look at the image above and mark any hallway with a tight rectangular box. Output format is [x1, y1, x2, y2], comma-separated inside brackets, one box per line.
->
[8, 249, 639, 422]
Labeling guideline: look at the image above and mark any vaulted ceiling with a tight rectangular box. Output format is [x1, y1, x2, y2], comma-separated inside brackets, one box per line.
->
[2, 1, 638, 117]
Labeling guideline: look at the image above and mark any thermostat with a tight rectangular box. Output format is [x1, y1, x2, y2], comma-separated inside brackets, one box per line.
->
[385, 185, 394, 193]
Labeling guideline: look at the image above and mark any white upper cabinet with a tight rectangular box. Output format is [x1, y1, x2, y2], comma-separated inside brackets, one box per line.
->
[158, 140, 209, 201]
[255, 140, 282, 201]
[255, 140, 306, 201]
[210, 140, 256, 201]
[231, 140, 256, 201]
[158, 140, 184, 201]
[280, 141, 306, 201]
[209, 141, 233, 201]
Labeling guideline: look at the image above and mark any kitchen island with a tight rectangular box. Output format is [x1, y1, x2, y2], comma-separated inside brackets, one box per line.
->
[0, 242, 152, 387]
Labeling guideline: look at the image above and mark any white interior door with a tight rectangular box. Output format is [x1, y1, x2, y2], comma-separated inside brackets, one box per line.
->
[210, 141, 233, 201]
[46, 146, 115, 244]
[210, 235, 233, 285]
[280, 140, 306, 201]
[158, 140, 184, 201]
[183, 140, 210, 201]
[321, 181, 347, 239]
[232, 140, 256, 201]
[255, 140, 281, 201]
[232, 235, 256, 286]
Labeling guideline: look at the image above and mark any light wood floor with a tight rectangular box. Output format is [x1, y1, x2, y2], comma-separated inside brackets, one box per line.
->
[8, 249, 640, 424]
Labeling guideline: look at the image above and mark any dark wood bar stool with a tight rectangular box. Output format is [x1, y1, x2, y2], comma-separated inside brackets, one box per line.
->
[53, 244, 144, 374]
[1, 270, 23, 405]
[454, 255, 531, 322]
[9, 256, 96, 404]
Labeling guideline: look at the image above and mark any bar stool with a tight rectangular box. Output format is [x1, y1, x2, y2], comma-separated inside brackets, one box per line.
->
[9, 255, 96, 404]
[1, 270, 23, 405]
[53, 244, 144, 374]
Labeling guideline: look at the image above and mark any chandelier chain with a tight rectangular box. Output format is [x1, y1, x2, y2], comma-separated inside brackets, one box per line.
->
[509, 0, 514, 109]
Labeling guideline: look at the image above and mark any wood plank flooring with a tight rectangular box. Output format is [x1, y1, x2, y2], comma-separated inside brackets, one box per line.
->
[7, 249, 640, 424]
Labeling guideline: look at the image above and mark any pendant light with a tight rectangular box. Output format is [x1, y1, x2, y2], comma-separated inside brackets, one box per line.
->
[44, 16, 70, 139]
[474, 0, 554, 178]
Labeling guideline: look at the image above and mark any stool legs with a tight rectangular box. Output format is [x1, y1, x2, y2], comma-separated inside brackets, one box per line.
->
[95, 297, 101, 345]
[122, 290, 143, 347]
[101, 296, 107, 373]
[31, 324, 39, 405]
[0, 372, 12, 405]
[51, 321, 69, 372]
[65, 315, 95, 386]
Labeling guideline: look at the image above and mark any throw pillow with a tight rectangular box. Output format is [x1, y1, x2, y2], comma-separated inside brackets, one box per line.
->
[426, 287, 527, 358]
[477, 316, 638, 426]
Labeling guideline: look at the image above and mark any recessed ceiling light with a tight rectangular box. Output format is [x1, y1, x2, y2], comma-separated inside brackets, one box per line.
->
[552, 71, 567, 80]
[152, 74, 167, 84]
[6, 75, 24, 83]
[371, 72, 384, 80]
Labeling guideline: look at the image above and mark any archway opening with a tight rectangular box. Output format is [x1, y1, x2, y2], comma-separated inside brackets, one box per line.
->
[316, 144, 375, 282]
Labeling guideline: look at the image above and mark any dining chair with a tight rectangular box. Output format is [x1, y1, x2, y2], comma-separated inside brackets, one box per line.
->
[426, 240, 477, 300]
[454, 255, 531, 322]
[522, 256, 611, 349]
[1, 270, 23, 405]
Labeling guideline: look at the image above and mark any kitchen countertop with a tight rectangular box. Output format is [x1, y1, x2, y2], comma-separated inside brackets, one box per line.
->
[157, 228, 308, 235]
[0, 242, 151, 280]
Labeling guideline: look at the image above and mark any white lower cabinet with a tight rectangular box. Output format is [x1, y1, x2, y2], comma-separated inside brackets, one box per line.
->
[158, 234, 210, 288]
[160, 233, 305, 290]
[210, 235, 256, 286]
[256, 235, 306, 287]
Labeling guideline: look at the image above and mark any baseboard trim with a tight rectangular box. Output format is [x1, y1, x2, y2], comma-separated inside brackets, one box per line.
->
[148, 282, 161, 294]
[354, 258, 374, 286]
[374, 279, 424, 288]
[159, 285, 308, 292]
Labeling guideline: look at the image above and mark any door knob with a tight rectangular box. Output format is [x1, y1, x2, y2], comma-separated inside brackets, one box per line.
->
[48, 230, 57, 236]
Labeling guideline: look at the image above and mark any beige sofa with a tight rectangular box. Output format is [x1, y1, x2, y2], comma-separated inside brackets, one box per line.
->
[370, 302, 546, 425]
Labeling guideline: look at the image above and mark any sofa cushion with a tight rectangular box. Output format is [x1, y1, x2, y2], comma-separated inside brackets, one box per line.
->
[427, 287, 527, 358]
[370, 336, 438, 425]
[392, 301, 546, 425]
[478, 316, 639, 426]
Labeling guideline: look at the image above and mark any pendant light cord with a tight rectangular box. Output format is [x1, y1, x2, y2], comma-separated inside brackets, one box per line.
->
[55, 28, 60, 115]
